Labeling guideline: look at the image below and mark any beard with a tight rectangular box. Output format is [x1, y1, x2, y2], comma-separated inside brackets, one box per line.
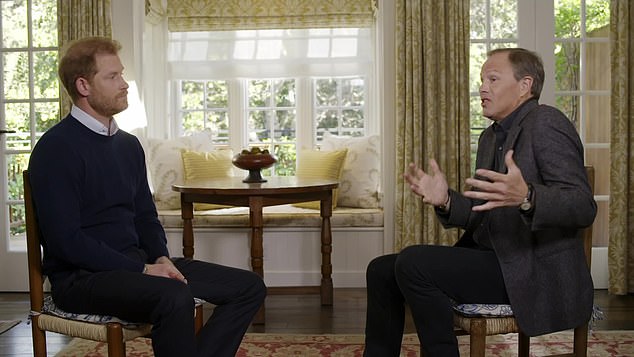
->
[87, 92, 128, 118]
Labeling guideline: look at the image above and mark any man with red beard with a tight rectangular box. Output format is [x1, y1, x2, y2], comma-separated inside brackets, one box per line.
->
[28, 37, 266, 357]
[363, 48, 596, 356]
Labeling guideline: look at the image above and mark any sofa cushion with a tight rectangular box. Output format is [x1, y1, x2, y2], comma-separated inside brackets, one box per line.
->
[181, 149, 234, 210]
[292, 149, 348, 210]
[157, 204, 384, 228]
[320, 132, 381, 208]
[144, 131, 215, 210]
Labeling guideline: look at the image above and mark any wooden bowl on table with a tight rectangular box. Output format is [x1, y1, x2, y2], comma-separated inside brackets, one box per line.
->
[232, 148, 277, 183]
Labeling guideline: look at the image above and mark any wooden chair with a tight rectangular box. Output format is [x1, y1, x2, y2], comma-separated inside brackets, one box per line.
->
[24, 170, 204, 357]
[453, 166, 595, 357]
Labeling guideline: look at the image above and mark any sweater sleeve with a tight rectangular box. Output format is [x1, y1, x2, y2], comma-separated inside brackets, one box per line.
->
[28, 133, 145, 273]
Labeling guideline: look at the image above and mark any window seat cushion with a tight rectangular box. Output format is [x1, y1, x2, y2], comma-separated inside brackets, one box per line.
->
[157, 204, 383, 228]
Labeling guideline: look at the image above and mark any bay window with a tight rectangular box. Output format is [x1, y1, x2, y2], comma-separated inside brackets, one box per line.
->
[168, 28, 374, 175]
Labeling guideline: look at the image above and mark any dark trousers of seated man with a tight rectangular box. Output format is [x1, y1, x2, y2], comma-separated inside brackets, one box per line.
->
[51, 258, 266, 357]
[364, 245, 510, 357]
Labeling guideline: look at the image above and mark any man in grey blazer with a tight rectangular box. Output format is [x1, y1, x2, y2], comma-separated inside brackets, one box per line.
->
[363, 48, 596, 356]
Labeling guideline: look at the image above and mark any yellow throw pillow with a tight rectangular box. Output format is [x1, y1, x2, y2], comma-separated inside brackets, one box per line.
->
[181, 149, 234, 210]
[293, 149, 348, 210]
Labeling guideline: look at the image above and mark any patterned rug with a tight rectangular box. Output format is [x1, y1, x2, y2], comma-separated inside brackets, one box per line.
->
[0, 320, 20, 335]
[55, 330, 634, 356]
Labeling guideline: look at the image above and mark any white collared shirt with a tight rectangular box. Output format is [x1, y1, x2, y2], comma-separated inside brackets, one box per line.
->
[71, 105, 119, 136]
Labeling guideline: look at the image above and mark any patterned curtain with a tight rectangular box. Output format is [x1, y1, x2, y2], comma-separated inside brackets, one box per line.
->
[57, 0, 112, 116]
[393, 0, 470, 250]
[165, 0, 376, 31]
[608, 0, 634, 295]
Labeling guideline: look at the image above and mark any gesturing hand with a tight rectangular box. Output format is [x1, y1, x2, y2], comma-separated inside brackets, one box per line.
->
[403, 159, 449, 207]
[463, 150, 529, 211]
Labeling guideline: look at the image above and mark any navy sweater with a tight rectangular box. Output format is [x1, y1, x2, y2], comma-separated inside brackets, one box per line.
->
[28, 116, 169, 286]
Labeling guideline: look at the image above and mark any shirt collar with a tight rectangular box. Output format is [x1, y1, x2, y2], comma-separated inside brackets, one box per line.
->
[495, 98, 536, 132]
[71, 105, 119, 136]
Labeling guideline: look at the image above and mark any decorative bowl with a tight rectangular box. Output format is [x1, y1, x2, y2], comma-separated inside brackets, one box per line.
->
[232, 149, 277, 183]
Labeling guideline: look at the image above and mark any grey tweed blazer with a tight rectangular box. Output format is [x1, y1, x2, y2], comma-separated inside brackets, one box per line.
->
[440, 99, 596, 336]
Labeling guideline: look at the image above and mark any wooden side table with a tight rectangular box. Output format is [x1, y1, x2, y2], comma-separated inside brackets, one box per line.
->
[172, 176, 338, 324]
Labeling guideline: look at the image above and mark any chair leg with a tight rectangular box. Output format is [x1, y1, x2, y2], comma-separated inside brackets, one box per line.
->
[31, 316, 47, 357]
[518, 331, 530, 357]
[195, 303, 204, 334]
[573, 324, 589, 357]
[469, 318, 487, 357]
[106, 322, 126, 357]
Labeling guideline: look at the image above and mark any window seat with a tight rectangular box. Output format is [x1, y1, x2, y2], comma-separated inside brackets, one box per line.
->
[157, 204, 384, 229]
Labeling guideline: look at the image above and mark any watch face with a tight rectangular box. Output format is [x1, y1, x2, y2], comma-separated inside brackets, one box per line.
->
[520, 201, 532, 211]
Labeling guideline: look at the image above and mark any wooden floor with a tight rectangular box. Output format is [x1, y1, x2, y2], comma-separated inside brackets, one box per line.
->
[0, 288, 632, 356]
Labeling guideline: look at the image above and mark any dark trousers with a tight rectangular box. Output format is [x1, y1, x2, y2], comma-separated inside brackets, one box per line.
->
[364, 245, 510, 357]
[52, 258, 266, 357]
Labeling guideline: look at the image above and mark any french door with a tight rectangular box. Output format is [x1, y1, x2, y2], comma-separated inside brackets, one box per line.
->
[470, 0, 611, 287]
[0, 0, 58, 291]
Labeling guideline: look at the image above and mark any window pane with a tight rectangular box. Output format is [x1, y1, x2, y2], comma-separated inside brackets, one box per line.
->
[315, 109, 338, 139]
[555, 95, 579, 130]
[182, 81, 204, 110]
[34, 50, 59, 99]
[273, 143, 296, 176]
[315, 79, 338, 106]
[5, 102, 29, 150]
[7, 153, 28, 201]
[35, 101, 59, 140]
[490, 0, 517, 39]
[274, 110, 295, 140]
[555, 0, 582, 38]
[342, 109, 364, 135]
[341, 78, 364, 106]
[470, 0, 487, 39]
[2, 0, 27, 48]
[205, 81, 228, 108]
[249, 80, 271, 107]
[249, 110, 270, 142]
[585, 37, 610, 91]
[274, 79, 295, 107]
[32, 0, 58, 47]
[584, 95, 610, 143]
[586, 0, 610, 32]
[554, 42, 579, 92]
[207, 111, 229, 145]
[469, 43, 487, 93]
[3, 52, 29, 99]
[182, 111, 204, 133]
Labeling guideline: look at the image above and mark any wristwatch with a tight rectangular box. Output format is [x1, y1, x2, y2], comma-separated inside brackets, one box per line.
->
[519, 184, 534, 213]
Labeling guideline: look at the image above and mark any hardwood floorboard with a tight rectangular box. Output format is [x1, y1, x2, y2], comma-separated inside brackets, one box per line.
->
[0, 289, 631, 355]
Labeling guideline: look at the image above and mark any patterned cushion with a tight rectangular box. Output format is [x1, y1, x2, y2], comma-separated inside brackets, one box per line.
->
[41, 296, 206, 328]
[144, 131, 216, 209]
[42, 296, 143, 327]
[453, 303, 514, 317]
[292, 149, 348, 210]
[320, 133, 381, 208]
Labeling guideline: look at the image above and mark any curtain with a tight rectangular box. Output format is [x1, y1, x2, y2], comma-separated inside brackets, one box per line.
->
[57, 0, 112, 116]
[166, 0, 376, 31]
[608, 0, 634, 295]
[393, 0, 470, 249]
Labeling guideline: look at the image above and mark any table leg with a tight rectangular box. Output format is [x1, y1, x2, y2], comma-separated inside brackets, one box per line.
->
[320, 192, 334, 306]
[181, 198, 194, 259]
[249, 196, 266, 324]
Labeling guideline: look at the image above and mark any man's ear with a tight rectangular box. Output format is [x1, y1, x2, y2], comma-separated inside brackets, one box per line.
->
[520, 76, 533, 97]
[75, 77, 91, 97]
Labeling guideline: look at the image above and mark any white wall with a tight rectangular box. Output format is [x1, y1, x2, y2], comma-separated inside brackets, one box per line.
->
[165, 227, 384, 288]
